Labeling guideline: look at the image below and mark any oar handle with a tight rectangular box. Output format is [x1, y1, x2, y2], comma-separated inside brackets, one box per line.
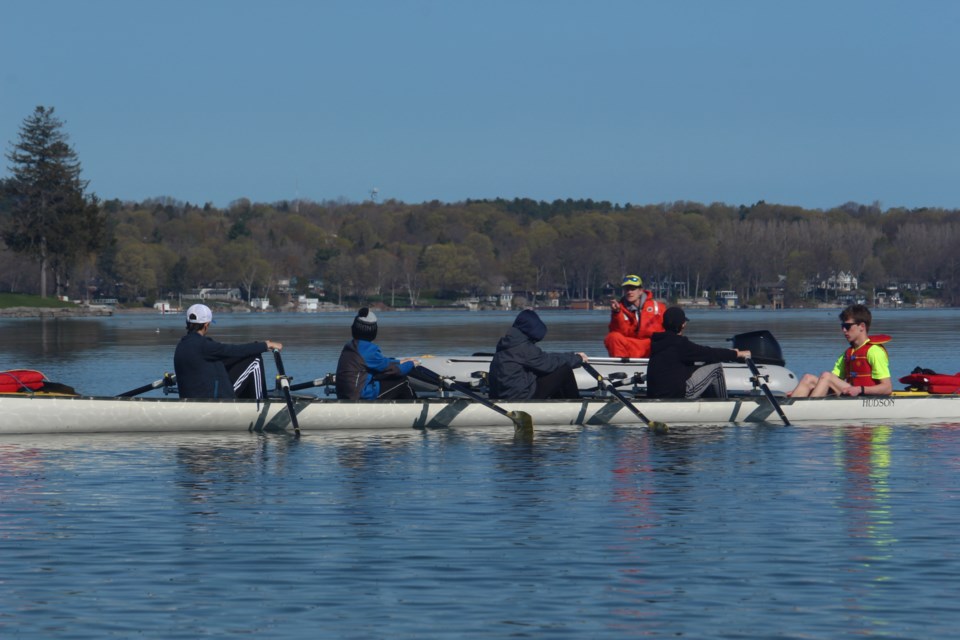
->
[289, 374, 334, 392]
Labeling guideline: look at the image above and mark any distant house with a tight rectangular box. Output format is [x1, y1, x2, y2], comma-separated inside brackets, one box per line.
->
[820, 271, 858, 292]
[716, 290, 739, 308]
[297, 295, 320, 312]
[498, 284, 514, 309]
[250, 298, 271, 311]
[455, 297, 481, 311]
[758, 276, 787, 296]
[183, 288, 242, 302]
[307, 278, 326, 298]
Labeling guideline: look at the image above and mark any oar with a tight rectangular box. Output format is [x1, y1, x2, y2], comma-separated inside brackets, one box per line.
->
[272, 349, 301, 437]
[745, 357, 791, 426]
[581, 362, 668, 432]
[116, 373, 177, 398]
[411, 365, 533, 436]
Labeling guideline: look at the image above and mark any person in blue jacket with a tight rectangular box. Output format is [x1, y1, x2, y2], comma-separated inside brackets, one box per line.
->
[335, 308, 420, 400]
[173, 303, 283, 399]
[488, 309, 588, 400]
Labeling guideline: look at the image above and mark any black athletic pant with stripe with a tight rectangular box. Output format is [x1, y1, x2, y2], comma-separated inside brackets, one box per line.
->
[225, 355, 267, 400]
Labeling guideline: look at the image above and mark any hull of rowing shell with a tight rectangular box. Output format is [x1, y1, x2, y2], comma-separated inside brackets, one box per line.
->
[2, 393, 959, 435]
[412, 356, 798, 396]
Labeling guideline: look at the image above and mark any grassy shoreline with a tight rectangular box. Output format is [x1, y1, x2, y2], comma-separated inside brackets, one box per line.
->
[0, 293, 115, 317]
[0, 293, 77, 309]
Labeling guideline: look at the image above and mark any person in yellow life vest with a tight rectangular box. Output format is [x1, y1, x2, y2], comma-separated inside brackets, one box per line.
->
[604, 274, 666, 358]
[788, 304, 892, 398]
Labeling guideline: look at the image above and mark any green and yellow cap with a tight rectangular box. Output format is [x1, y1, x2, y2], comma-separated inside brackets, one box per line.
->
[621, 274, 642, 288]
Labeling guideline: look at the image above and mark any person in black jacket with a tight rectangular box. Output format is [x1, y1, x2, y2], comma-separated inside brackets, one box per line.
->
[647, 307, 751, 399]
[488, 309, 588, 400]
[173, 303, 283, 399]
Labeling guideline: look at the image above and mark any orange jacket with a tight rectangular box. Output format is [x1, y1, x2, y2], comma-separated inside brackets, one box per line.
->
[843, 335, 891, 386]
[607, 291, 665, 344]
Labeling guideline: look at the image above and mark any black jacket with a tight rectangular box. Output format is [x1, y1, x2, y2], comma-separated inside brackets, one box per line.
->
[647, 331, 739, 398]
[488, 311, 583, 400]
[174, 332, 268, 399]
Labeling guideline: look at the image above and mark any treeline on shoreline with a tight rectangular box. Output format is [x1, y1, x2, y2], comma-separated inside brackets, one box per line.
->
[3, 195, 960, 308]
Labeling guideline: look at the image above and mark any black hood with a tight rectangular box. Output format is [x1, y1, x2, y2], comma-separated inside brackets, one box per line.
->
[512, 309, 547, 342]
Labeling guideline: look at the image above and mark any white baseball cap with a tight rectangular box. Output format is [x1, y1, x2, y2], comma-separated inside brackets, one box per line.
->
[186, 303, 213, 324]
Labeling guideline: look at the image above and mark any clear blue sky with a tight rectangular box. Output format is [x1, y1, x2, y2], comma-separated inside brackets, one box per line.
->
[3, 0, 958, 210]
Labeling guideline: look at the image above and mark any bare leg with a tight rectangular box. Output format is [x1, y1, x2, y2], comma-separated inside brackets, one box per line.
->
[788, 373, 819, 398]
[810, 371, 851, 398]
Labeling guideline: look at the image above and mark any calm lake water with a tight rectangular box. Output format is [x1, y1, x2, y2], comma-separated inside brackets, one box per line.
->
[2, 308, 959, 638]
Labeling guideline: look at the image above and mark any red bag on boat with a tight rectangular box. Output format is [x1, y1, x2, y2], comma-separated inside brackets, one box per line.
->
[899, 369, 960, 395]
[0, 369, 47, 393]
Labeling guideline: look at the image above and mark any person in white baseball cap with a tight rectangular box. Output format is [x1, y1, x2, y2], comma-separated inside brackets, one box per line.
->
[174, 303, 283, 400]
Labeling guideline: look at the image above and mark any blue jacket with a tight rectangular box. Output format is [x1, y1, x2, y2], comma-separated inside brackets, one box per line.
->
[335, 339, 414, 400]
[174, 332, 267, 399]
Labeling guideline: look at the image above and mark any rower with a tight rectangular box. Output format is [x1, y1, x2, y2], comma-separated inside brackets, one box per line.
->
[488, 309, 588, 400]
[646, 307, 750, 399]
[173, 304, 282, 400]
[335, 308, 420, 400]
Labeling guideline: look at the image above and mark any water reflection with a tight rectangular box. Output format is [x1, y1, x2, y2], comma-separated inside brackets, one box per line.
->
[3, 420, 960, 636]
[1, 317, 111, 359]
[833, 426, 896, 551]
[333, 431, 423, 526]
[610, 428, 655, 525]
[174, 435, 281, 514]
[0, 444, 46, 539]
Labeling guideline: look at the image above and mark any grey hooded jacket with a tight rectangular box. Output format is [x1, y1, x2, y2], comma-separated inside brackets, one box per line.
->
[488, 310, 583, 400]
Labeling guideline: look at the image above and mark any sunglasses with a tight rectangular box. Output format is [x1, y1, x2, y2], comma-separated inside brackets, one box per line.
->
[840, 322, 859, 330]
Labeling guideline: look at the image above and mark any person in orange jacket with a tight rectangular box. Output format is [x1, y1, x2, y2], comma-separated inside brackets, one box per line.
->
[603, 274, 666, 358]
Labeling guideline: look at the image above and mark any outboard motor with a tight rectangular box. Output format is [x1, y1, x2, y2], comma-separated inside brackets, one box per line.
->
[729, 330, 785, 366]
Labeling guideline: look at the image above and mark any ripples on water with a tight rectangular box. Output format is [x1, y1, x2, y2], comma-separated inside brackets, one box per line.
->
[2, 309, 960, 637]
[3, 425, 959, 638]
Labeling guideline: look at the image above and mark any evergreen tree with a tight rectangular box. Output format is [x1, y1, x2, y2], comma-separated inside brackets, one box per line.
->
[3, 106, 106, 297]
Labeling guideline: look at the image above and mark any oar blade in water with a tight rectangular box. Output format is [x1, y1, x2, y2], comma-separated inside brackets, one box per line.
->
[509, 410, 534, 438]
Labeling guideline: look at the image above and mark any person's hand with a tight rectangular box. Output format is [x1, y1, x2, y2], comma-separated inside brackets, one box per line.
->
[577, 352, 589, 363]
[267, 340, 283, 351]
[736, 349, 751, 359]
[401, 357, 421, 366]
[842, 385, 862, 397]
[610, 300, 621, 313]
